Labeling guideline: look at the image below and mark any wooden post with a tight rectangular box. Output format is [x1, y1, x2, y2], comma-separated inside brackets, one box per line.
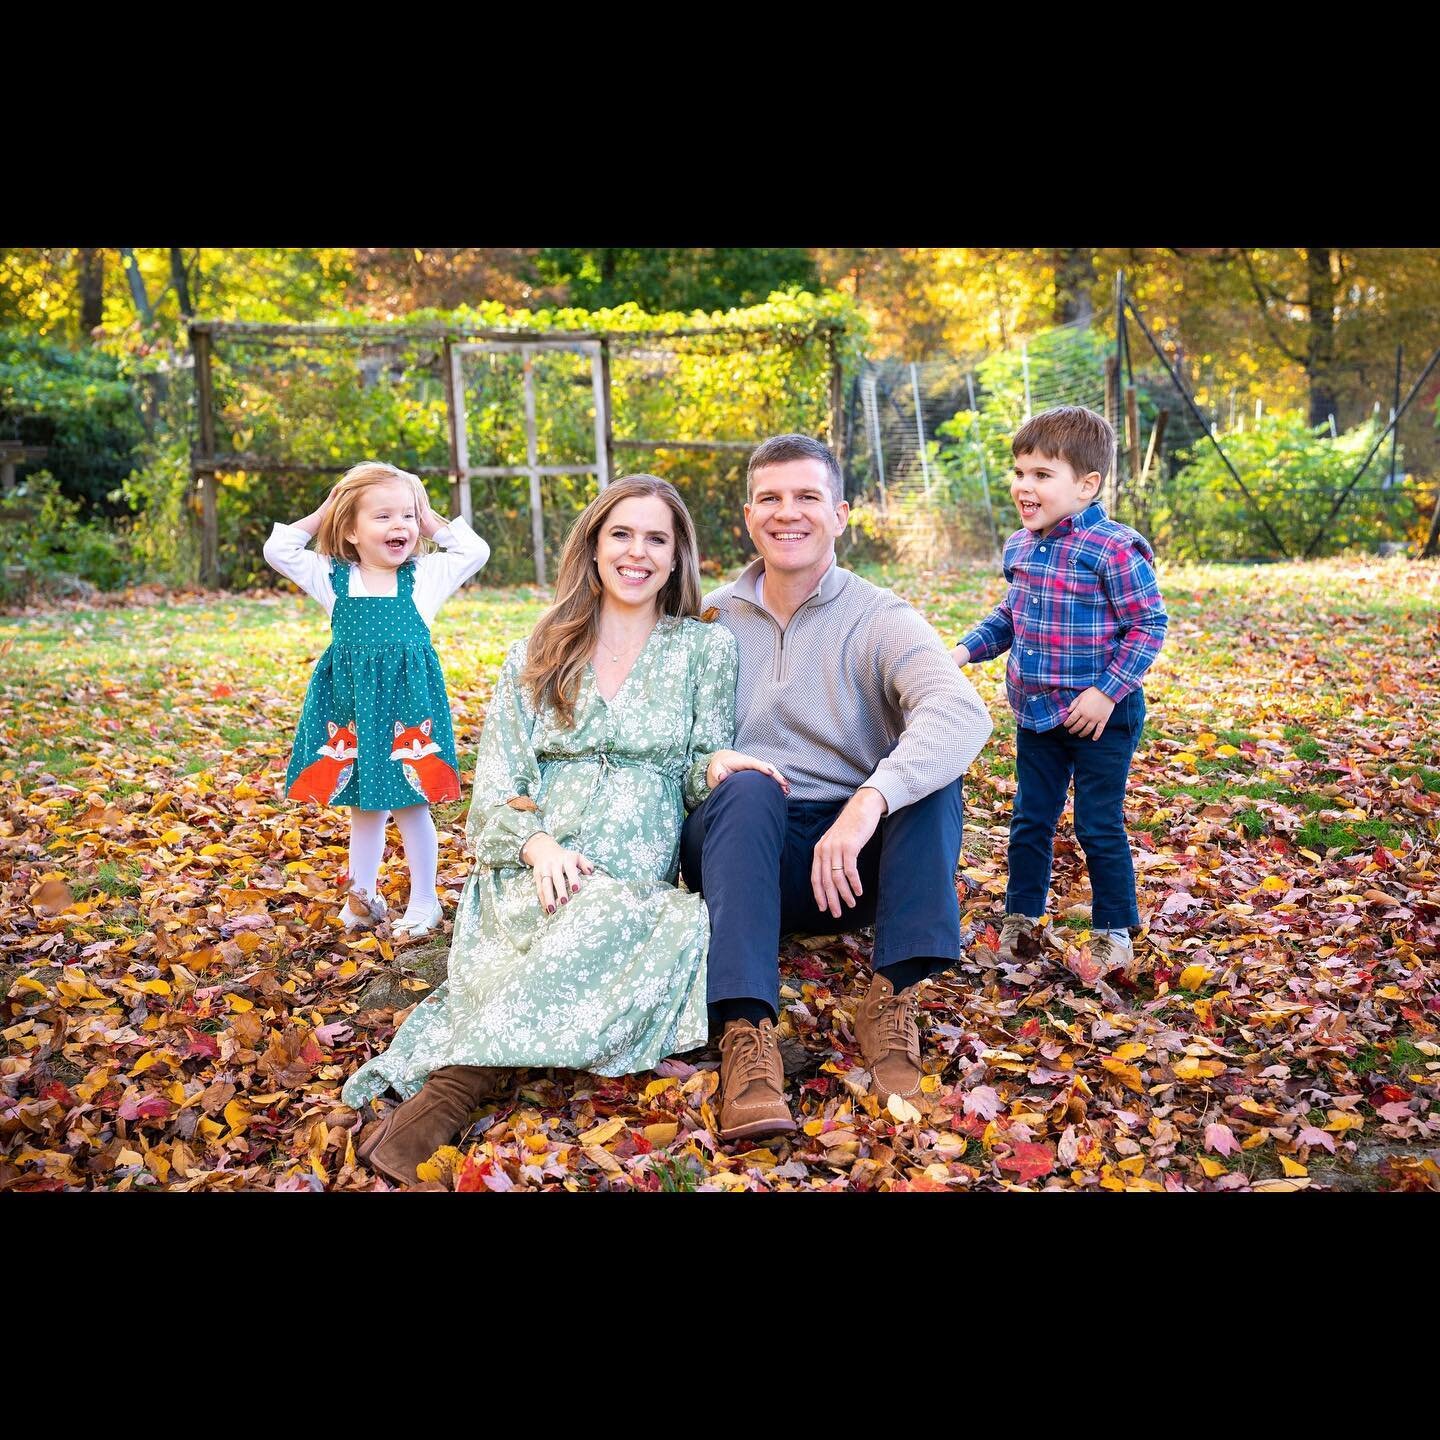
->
[442, 338, 460, 517]
[1140, 409, 1169, 486]
[1102, 353, 1119, 511]
[590, 342, 610, 489]
[827, 331, 845, 483]
[1, 458, 14, 495]
[448, 342, 471, 525]
[910, 361, 931, 496]
[1422, 489, 1440, 558]
[523, 352, 546, 588]
[598, 338, 615, 487]
[1125, 384, 1141, 484]
[967, 370, 1002, 563]
[192, 326, 218, 587]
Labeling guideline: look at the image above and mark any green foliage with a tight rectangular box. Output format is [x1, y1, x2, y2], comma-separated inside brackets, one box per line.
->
[0, 328, 146, 511]
[0, 470, 132, 602]
[1150, 413, 1417, 561]
[200, 290, 863, 586]
[536, 249, 819, 314]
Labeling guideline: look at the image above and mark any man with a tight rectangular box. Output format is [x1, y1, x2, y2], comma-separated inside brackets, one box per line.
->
[681, 433, 994, 1140]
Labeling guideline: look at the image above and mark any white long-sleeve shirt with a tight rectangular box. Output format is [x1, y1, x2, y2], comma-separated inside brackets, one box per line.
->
[262, 517, 490, 625]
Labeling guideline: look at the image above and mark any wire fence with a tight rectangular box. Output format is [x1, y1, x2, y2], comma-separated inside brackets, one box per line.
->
[847, 299, 1438, 563]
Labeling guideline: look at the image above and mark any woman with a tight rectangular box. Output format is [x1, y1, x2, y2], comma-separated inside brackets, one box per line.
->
[343, 475, 786, 1186]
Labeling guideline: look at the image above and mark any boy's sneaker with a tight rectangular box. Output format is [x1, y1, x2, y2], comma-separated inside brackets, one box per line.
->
[996, 913, 1041, 963]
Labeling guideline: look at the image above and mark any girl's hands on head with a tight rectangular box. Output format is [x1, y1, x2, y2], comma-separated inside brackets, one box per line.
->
[519, 832, 595, 914]
[706, 749, 789, 795]
[413, 481, 445, 539]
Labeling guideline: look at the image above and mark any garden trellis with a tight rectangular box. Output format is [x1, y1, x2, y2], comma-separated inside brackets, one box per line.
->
[188, 315, 849, 587]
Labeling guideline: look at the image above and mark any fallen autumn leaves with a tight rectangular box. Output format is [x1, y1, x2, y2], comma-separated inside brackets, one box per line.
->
[2, 558, 1438, 1191]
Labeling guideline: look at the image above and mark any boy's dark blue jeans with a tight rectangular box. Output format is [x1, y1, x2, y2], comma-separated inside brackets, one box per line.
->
[681, 771, 964, 1028]
[1006, 688, 1146, 931]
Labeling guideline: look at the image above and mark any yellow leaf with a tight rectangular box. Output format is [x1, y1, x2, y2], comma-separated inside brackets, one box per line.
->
[887, 1093, 922, 1125]
[1325, 1111, 1364, 1132]
[128, 1051, 161, 1076]
[1174, 1056, 1225, 1080]
[335, 960, 359, 979]
[132, 978, 171, 996]
[1280, 1156, 1308, 1178]
[197, 1117, 223, 1142]
[523, 1134, 549, 1153]
[415, 1145, 464, 1185]
[116, 1147, 144, 1168]
[642, 1078, 677, 1100]
[1179, 964, 1212, 990]
[1298, 848, 1323, 863]
[15, 977, 49, 995]
[1214, 743, 1240, 758]
[1253, 1178, 1309, 1192]
[1117, 1155, 1145, 1175]
[919, 1073, 942, 1094]
[1196, 732, 1218, 747]
[224, 993, 253, 1012]
[233, 783, 261, 800]
[1113, 1042, 1147, 1062]
[803, 1119, 825, 1137]
[644, 1122, 679, 1147]
[1174, 751, 1197, 764]
[1242, 1130, 1269, 1150]
[1198, 1156, 1226, 1178]
[1100, 1057, 1144, 1093]
[1261, 876, 1285, 892]
[224, 1099, 251, 1133]
[578, 1117, 624, 1146]
[199, 843, 228, 857]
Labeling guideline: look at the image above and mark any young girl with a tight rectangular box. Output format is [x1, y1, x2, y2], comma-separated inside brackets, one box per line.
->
[263, 462, 490, 939]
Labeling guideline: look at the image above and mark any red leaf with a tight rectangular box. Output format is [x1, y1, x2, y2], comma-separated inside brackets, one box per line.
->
[211, 683, 235, 698]
[999, 1142, 1055, 1184]
[39, 1082, 76, 1108]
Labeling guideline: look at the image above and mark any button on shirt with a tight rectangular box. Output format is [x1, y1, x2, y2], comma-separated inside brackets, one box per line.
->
[958, 502, 1167, 733]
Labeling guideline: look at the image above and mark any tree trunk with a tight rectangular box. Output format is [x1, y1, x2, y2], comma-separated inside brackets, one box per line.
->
[1305, 247, 1339, 427]
[1053, 249, 1096, 325]
[77, 248, 105, 338]
[120, 248, 153, 324]
[170, 248, 193, 316]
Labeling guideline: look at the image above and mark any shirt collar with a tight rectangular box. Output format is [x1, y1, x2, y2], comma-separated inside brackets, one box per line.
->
[1037, 501, 1106, 543]
[734, 556, 843, 609]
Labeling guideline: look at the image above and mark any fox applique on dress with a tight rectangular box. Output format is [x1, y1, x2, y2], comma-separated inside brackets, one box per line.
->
[287, 720, 358, 803]
[392, 718, 461, 803]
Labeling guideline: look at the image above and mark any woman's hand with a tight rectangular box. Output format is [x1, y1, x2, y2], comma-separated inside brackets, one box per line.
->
[519, 832, 595, 915]
[706, 749, 789, 795]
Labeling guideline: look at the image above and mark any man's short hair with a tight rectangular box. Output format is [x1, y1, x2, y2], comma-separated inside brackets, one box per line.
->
[747, 433, 844, 504]
[1012, 406, 1115, 482]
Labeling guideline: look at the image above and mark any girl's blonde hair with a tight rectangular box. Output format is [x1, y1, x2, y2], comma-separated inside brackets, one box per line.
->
[314, 462, 439, 564]
[521, 475, 703, 728]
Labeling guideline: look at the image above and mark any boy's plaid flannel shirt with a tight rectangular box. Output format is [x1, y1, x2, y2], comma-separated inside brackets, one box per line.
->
[958, 502, 1167, 733]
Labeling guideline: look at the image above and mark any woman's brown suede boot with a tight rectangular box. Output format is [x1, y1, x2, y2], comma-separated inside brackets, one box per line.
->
[357, 1066, 503, 1187]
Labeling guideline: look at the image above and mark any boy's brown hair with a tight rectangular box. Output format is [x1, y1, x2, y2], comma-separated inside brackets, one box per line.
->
[315, 462, 438, 564]
[1012, 405, 1115, 484]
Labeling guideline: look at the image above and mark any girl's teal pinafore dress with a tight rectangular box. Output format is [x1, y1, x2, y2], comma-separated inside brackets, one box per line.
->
[285, 557, 462, 811]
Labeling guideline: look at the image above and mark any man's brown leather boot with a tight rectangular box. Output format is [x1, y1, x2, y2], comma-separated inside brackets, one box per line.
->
[357, 1065, 504, 1186]
[856, 972, 929, 1111]
[717, 1019, 796, 1142]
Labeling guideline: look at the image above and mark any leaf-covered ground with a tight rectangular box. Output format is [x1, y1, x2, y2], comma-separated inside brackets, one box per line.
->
[2, 558, 1438, 1192]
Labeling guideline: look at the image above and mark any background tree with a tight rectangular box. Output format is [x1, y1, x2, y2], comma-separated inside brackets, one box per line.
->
[536, 248, 818, 313]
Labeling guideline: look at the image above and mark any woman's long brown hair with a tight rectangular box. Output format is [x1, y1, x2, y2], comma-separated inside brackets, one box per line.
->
[521, 475, 703, 727]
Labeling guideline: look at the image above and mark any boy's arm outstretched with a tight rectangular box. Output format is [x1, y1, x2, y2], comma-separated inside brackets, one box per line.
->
[952, 581, 1016, 669]
[262, 486, 339, 612]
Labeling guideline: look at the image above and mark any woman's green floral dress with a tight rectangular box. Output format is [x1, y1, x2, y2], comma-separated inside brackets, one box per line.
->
[343, 616, 738, 1104]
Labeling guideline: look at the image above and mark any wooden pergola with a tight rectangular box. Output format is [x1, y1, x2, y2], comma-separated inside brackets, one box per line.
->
[189, 319, 846, 586]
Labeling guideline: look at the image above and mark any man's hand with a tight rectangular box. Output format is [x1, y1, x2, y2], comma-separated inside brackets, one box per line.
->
[1062, 686, 1116, 739]
[811, 787, 887, 917]
[951, 642, 971, 668]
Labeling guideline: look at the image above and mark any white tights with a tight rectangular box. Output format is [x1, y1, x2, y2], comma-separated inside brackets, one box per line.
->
[347, 804, 440, 922]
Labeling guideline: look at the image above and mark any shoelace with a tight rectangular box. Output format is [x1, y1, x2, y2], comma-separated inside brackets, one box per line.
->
[720, 1024, 776, 1091]
[874, 989, 921, 1063]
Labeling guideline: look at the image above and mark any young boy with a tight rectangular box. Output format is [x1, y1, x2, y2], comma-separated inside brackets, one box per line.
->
[952, 406, 1167, 977]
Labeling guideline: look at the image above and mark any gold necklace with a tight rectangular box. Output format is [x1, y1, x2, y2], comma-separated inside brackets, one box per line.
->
[596, 623, 653, 664]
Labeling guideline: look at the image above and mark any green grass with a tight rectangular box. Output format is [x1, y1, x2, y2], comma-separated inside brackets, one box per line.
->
[1390, 1039, 1427, 1074]
[90, 860, 141, 899]
[1235, 807, 1265, 838]
[1296, 817, 1405, 855]
[649, 1155, 704, 1192]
